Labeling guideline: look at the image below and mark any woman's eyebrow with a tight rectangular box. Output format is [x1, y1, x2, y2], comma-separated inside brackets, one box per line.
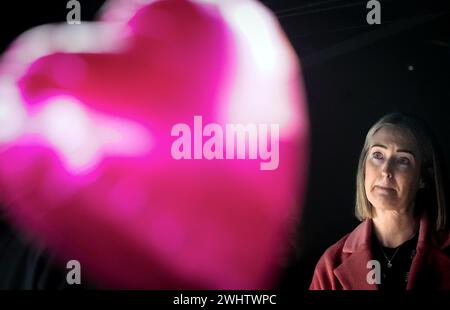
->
[371, 144, 387, 149]
[397, 149, 416, 157]
[371, 144, 415, 157]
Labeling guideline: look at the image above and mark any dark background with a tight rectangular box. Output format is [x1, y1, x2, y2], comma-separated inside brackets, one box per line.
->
[0, 0, 449, 290]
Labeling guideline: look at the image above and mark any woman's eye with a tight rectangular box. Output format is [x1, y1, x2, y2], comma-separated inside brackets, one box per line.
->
[372, 152, 383, 160]
[398, 157, 410, 165]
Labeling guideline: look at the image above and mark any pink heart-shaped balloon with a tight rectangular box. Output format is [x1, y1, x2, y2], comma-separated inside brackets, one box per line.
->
[0, 0, 308, 289]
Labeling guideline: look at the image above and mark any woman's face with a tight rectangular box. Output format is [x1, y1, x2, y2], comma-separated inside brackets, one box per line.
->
[364, 125, 422, 214]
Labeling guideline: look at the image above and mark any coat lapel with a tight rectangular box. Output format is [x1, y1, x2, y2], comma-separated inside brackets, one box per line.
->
[333, 219, 379, 290]
[334, 248, 377, 290]
[407, 216, 450, 289]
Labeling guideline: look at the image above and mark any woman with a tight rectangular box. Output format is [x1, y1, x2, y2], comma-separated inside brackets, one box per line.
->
[310, 113, 450, 290]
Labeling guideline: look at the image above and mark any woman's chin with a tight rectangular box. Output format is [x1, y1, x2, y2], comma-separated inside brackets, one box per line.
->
[370, 199, 401, 212]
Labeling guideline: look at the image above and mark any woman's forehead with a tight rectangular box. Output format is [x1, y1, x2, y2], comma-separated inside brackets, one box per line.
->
[369, 125, 419, 152]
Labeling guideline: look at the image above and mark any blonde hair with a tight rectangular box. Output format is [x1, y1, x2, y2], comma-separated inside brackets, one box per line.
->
[355, 113, 447, 230]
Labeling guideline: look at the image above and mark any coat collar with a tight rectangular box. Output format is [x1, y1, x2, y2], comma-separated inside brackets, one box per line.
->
[334, 216, 450, 290]
[342, 216, 450, 253]
[334, 219, 375, 290]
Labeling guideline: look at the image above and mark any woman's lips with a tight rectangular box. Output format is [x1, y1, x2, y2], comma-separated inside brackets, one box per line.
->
[374, 185, 396, 193]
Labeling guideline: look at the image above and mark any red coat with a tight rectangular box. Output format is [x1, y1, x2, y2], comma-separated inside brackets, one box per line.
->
[310, 216, 450, 290]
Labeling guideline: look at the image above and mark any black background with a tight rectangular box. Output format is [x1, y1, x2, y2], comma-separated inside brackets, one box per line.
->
[0, 0, 449, 292]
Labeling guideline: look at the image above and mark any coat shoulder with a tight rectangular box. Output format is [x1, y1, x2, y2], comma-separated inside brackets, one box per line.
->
[319, 233, 351, 265]
[309, 233, 352, 290]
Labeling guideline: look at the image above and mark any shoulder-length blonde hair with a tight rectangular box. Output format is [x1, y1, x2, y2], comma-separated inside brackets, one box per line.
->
[355, 113, 447, 230]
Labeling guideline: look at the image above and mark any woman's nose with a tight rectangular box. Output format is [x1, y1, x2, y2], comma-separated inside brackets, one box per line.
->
[381, 160, 394, 179]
